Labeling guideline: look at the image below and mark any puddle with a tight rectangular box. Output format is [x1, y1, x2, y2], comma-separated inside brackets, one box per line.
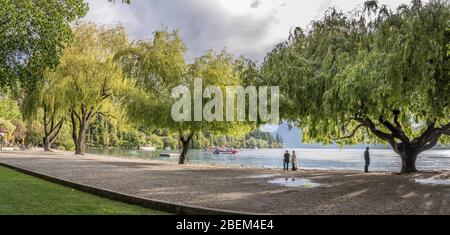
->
[267, 178, 321, 188]
[247, 174, 280, 179]
[414, 178, 450, 186]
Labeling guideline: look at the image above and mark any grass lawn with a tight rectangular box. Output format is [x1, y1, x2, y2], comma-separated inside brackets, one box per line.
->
[0, 166, 169, 215]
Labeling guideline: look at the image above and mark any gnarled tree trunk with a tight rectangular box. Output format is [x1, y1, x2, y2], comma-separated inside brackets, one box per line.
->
[42, 105, 64, 152]
[70, 106, 95, 156]
[351, 110, 449, 174]
[396, 143, 419, 173]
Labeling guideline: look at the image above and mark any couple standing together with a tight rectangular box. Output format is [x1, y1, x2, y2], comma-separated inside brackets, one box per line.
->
[283, 150, 298, 171]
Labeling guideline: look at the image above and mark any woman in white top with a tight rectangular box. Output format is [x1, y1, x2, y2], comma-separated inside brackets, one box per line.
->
[291, 151, 298, 171]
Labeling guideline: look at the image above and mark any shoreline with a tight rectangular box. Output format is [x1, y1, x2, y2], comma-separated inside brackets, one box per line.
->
[2, 148, 450, 175]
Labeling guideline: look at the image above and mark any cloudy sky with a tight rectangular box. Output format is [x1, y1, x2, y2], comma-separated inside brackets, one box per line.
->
[84, 0, 411, 62]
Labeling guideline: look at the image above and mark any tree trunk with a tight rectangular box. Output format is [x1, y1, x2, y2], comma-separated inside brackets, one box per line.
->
[178, 133, 194, 164]
[75, 136, 85, 155]
[42, 105, 64, 152]
[353, 114, 449, 174]
[179, 141, 189, 164]
[392, 142, 420, 173]
[400, 150, 418, 173]
[70, 105, 96, 156]
[71, 111, 88, 156]
[74, 124, 86, 155]
[43, 137, 51, 151]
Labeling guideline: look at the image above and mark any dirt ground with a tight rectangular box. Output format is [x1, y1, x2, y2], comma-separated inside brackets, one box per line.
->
[1, 149, 449, 214]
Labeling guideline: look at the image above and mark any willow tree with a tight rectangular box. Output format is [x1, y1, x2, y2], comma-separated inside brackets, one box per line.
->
[0, 0, 87, 91]
[47, 23, 128, 155]
[117, 31, 254, 164]
[22, 75, 67, 151]
[263, 0, 449, 173]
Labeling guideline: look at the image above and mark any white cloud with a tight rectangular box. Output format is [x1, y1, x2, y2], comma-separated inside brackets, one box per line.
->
[83, 0, 411, 61]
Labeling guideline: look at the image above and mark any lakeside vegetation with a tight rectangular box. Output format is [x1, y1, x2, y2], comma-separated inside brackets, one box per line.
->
[0, 166, 167, 215]
[0, 95, 284, 150]
[0, 0, 449, 172]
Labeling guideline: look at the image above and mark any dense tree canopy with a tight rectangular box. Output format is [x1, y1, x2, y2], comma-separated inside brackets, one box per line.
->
[263, 0, 449, 172]
[117, 30, 255, 163]
[0, 0, 87, 90]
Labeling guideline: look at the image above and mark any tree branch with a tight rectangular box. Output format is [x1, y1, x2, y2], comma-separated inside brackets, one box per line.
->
[393, 109, 402, 130]
[332, 123, 365, 140]
[49, 110, 56, 132]
[354, 117, 400, 154]
[43, 105, 49, 136]
[71, 111, 78, 142]
[72, 109, 82, 123]
[378, 111, 409, 143]
[422, 132, 442, 151]
[378, 115, 398, 134]
[413, 121, 436, 146]
[49, 119, 64, 143]
[437, 121, 450, 136]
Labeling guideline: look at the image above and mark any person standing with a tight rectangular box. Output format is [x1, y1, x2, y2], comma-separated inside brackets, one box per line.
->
[291, 151, 298, 171]
[364, 147, 370, 173]
[283, 151, 290, 171]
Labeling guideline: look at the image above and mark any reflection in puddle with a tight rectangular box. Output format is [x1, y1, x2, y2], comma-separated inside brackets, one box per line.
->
[268, 178, 321, 188]
[414, 178, 450, 186]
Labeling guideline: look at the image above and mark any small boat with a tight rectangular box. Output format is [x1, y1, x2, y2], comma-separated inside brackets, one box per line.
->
[160, 153, 180, 158]
[139, 145, 156, 151]
[213, 149, 238, 154]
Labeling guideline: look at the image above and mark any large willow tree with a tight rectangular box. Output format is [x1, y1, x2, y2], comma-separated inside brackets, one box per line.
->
[263, 0, 449, 173]
[43, 23, 128, 155]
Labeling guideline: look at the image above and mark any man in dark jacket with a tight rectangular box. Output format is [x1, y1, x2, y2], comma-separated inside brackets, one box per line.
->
[283, 151, 290, 171]
[364, 147, 370, 173]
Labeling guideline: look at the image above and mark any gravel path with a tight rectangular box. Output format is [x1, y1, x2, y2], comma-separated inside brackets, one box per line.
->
[1, 150, 449, 214]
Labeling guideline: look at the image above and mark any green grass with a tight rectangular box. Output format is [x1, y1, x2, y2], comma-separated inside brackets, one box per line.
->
[0, 166, 169, 215]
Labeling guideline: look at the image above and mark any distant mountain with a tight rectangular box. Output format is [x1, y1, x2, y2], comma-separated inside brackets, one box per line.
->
[269, 123, 302, 148]
[267, 123, 390, 149]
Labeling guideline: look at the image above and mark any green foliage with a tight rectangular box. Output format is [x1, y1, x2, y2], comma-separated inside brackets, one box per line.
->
[115, 30, 187, 95]
[263, 1, 450, 146]
[56, 123, 76, 150]
[0, 117, 15, 133]
[164, 135, 179, 149]
[12, 119, 27, 140]
[117, 31, 254, 143]
[146, 134, 164, 149]
[0, 95, 22, 144]
[27, 121, 44, 147]
[0, 0, 87, 91]
[190, 129, 283, 149]
[0, 96, 21, 121]
[43, 23, 130, 154]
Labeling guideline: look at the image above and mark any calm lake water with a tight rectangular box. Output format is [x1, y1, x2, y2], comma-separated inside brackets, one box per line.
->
[87, 148, 450, 172]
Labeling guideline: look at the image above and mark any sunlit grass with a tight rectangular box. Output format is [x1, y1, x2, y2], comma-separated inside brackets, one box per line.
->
[0, 166, 170, 215]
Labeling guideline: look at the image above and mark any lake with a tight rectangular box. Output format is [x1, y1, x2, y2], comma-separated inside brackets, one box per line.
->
[87, 148, 450, 172]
